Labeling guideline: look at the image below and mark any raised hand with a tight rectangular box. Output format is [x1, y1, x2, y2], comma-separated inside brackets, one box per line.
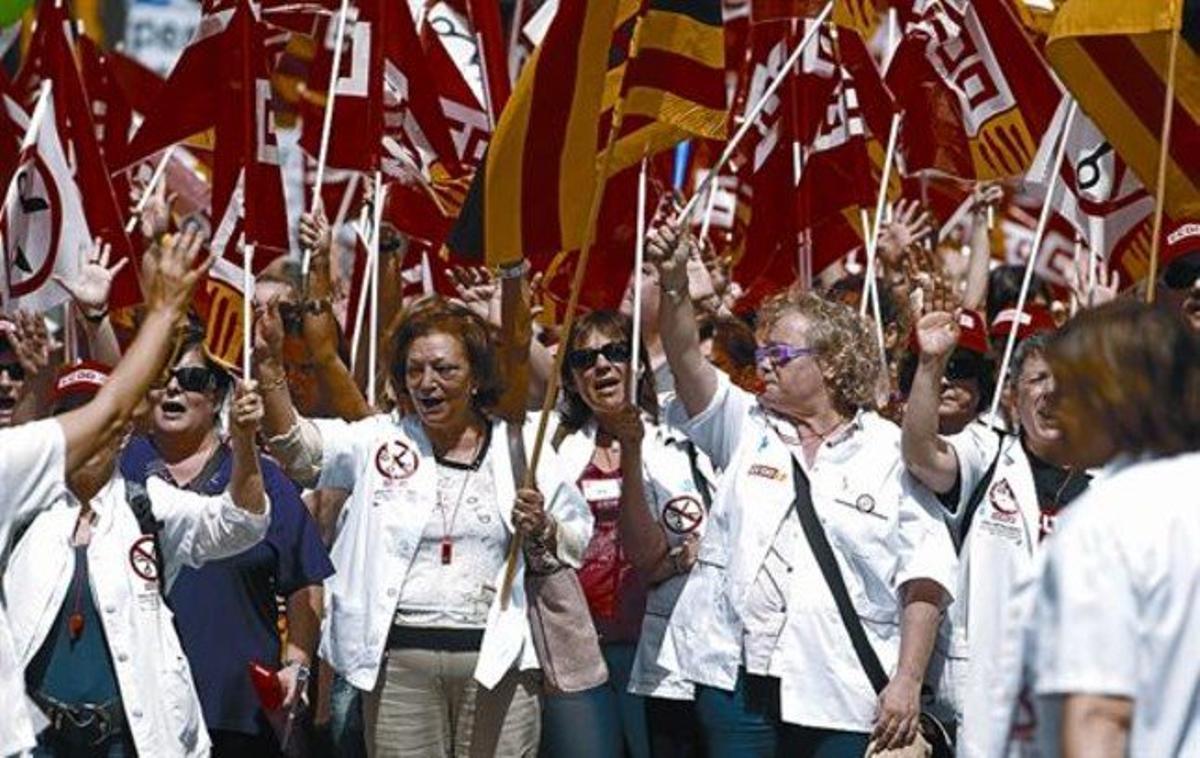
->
[254, 296, 286, 363]
[914, 311, 961, 362]
[142, 227, 213, 320]
[130, 173, 173, 241]
[8, 310, 53, 377]
[230, 380, 264, 441]
[878, 199, 933, 267]
[970, 182, 1004, 216]
[448, 266, 500, 323]
[54, 237, 128, 317]
[298, 209, 332, 260]
[1068, 253, 1121, 309]
[645, 221, 691, 292]
[609, 404, 645, 448]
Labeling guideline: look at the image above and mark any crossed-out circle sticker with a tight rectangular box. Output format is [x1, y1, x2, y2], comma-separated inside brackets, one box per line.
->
[375, 439, 419, 480]
[662, 495, 704, 535]
[129, 536, 158, 582]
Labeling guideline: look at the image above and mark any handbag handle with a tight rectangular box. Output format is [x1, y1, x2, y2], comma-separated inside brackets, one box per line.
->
[790, 459, 891, 695]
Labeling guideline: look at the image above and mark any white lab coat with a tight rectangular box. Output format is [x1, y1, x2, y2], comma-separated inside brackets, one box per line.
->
[940, 423, 1043, 758]
[551, 415, 715, 701]
[658, 374, 957, 732]
[0, 420, 70, 756]
[315, 412, 592, 692]
[4, 473, 271, 758]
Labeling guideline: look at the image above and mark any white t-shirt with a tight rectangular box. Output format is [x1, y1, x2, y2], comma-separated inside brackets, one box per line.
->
[1034, 452, 1200, 757]
[0, 418, 68, 755]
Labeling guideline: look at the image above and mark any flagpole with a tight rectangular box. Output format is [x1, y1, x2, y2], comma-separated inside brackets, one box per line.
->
[987, 100, 1078, 426]
[349, 206, 373, 374]
[124, 147, 175, 235]
[302, 0, 352, 280]
[679, 2, 833, 221]
[243, 244, 254, 378]
[1145, 0, 1182, 304]
[500, 91, 635, 610]
[630, 155, 649, 404]
[507, 0, 527, 84]
[858, 111, 902, 317]
[859, 207, 888, 361]
[367, 170, 385, 407]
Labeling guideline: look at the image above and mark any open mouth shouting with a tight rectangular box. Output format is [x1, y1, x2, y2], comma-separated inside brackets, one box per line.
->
[158, 397, 189, 422]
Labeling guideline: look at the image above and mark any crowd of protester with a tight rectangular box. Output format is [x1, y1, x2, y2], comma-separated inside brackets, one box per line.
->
[2, 180, 1199, 758]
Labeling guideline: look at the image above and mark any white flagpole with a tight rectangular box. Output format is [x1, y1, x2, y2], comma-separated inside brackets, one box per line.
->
[125, 148, 175, 235]
[679, 2, 833, 221]
[858, 111, 902, 317]
[302, 0, 352, 279]
[367, 170, 385, 407]
[243, 243, 255, 379]
[630, 156, 649, 404]
[697, 169, 720, 239]
[859, 207, 888, 362]
[987, 99, 1078, 426]
[349, 206, 373, 374]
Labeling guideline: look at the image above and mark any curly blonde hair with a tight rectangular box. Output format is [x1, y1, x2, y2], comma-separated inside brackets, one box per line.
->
[756, 286, 880, 414]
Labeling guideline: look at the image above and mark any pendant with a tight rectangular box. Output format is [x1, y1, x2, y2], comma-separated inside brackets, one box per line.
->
[68, 613, 84, 640]
[441, 538, 453, 565]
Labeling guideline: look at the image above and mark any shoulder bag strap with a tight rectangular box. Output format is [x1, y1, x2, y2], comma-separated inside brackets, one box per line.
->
[125, 478, 169, 601]
[507, 422, 528, 487]
[955, 430, 1006, 552]
[790, 459, 890, 695]
[684, 441, 713, 511]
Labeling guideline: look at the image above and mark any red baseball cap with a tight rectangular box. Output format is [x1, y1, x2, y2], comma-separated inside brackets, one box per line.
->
[955, 310, 990, 356]
[51, 361, 111, 411]
[989, 304, 1056, 343]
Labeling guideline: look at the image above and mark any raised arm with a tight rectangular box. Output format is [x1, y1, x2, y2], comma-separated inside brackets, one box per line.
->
[961, 184, 1002, 311]
[645, 223, 718, 418]
[900, 311, 962, 495]
[610, 408, 682, 584]
[57, 229, 212, 473]
[228, 380, 268, 515]
[255, 298, 324, 487]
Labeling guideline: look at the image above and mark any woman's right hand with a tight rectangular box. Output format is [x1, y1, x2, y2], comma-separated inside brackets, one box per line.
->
[254, 296, 285, 364]
[610, 404, 644, 449]
[645, 221, 691, 293]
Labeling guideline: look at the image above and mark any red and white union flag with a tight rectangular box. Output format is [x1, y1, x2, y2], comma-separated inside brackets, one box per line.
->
[0, 83, 91, 313]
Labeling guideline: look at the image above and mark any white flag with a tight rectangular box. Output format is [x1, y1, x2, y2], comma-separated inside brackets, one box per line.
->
[0, 83, 91, 313]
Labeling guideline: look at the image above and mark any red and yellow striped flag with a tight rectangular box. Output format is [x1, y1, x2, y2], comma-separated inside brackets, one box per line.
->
[1047, 0, 1200, 218]
[448, 0, 623, 268]
[606, 0, 728, 173]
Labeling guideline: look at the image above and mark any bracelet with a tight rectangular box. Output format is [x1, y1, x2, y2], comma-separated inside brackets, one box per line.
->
[662, 281, 688, 304]
[498, 261, 529, 280]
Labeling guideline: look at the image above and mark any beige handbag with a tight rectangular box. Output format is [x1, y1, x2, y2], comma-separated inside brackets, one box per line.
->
[507, 423, 608, 695]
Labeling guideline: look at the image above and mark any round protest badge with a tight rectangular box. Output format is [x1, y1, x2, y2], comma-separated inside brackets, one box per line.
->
[129, 536, 158, 582]
[855, 494, 876, 514]
[375, 440, 419, 481]
[662, 495, 704, 535]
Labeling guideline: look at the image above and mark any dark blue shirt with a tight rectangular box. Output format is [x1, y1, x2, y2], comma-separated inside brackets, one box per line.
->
[120, 436, 335, 736]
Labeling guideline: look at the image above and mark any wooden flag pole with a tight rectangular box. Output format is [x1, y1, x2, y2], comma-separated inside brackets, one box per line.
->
[499, 98, 632, 609]
[858, 111, 902, 317]
[302, 0, 352, 280]
[987, 100, 1078, 426]
[1145, 0, 1182, 304]
[630, 155, 650, 403]
[125, 147, 175, 235]
[679, 2, 833, 221]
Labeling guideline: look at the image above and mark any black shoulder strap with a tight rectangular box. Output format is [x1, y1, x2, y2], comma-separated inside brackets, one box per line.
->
[791, 459, 890, 695]
[125, 478, 168, 600]
[955, 430, 1006, 551]
[684, 441, 713, 511]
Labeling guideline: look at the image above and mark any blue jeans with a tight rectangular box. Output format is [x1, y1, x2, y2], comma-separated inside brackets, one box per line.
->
[694, 669, 870, 758]
[325, 671, 367, 758]
[540, 643, 650, 758]
[33, 731, 134, 758]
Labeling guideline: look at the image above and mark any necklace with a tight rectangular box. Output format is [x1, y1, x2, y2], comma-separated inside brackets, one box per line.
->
[436, 431, 485, 565]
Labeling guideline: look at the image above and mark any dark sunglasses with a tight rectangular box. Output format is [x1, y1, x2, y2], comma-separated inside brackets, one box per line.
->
[1163, 256, 1200, 291]
[165, 366, 217, 393]
[0, 362, 25, 382]
[567, 342, 632, 371]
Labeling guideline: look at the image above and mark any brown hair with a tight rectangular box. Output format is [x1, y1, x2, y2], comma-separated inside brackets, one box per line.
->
[756, 287, 880, 415]
[388, 297, 503, 413]
[558, 310, 658, 433]
[1045, 300, 1200, 458]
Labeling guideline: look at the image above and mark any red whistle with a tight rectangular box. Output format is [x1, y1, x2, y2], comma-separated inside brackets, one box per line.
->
[248, 661, 284, 712]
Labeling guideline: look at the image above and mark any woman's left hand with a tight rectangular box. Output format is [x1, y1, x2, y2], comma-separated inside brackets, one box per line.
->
[513, 487, 551, 540]
[230, 380, 264, 440]
[872, 673, 922, 750]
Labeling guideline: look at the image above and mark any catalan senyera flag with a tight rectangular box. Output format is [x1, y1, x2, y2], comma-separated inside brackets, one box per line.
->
[448, 0, 623, 268]
[606, 0, 728, 173]
[1046, 0, 1200, 219]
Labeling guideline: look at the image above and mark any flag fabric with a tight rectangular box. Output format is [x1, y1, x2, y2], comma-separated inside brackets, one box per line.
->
[606, 0, 729, 173]
[1046, 0, 1200, 218]
[0, 89, 90, 313]
[887, 0, 1064, 182]
[751, 0, 881, 41]
[0, 93, 27, 194]
[448, 0, 624, 268]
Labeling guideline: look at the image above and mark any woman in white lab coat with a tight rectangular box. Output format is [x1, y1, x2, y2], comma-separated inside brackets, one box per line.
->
[256, 297, 592, 757]
[5, 364, 271, 757]
[646, 224, 957, 757]
[542, 310, 714, 758]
